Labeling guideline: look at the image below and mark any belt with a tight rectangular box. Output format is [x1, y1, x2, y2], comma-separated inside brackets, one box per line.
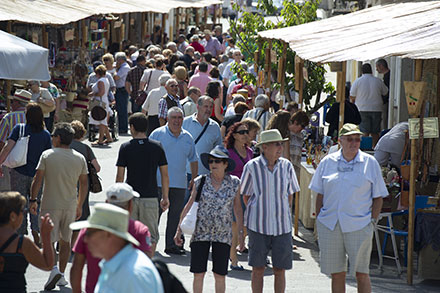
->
[116, 87, 125, 90]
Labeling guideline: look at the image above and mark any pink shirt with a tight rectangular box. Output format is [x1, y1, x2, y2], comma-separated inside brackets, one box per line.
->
[72, 219, 151, 293]
[188, 72, 212, 94]
[228, 147, 253, 178]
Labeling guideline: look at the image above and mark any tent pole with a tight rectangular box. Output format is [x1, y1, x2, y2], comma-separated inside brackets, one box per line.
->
[141, 12, 146, 45]
[203, 7, 208, 28]
[161, 14, 166, 48]
[264, 40, 272, 93]
[195, 9, 200, 28]
[407, 59, 423, 285]
[185, 8, 190, 29]
[6, 21, 12, 112]
[337, 61, 347, 133]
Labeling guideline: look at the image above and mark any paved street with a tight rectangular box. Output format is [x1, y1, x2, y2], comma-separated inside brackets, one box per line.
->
[25, 134, 440, 292]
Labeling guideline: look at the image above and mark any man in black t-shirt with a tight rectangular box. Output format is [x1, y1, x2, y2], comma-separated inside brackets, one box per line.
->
[116, 113, 169, 254]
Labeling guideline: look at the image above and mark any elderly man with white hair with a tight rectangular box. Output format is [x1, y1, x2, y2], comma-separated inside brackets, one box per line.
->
[242, 94, 273, 135]
[222, 48, 247, 88]
[157, 78, 183, 126]
[113, 52, 131, 134]
[150, 107, 198, 255]
[142, 74, 171, 135]
[166, 41, 183, 57]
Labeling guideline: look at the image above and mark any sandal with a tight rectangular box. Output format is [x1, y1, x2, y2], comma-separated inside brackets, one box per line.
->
[91, 141, 106, 147]
[103, 139, 113, 144]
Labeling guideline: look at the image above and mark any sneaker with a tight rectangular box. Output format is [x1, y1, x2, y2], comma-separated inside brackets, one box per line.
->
[57, 275, 68, 286]
[44, 268, 62, 291]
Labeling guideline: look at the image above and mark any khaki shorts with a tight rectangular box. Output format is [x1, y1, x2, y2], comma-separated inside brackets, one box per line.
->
[40, 209, 76, 242]
[317, 220, 373, 276]
[131, 198, 159, 244]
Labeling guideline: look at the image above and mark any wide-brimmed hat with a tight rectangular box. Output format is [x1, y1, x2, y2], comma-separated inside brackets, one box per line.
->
[70, 203, 140, 246]
[200, 145, 236, 173]
[255, 129, 289, 147]
[339, 123, 363, 137]
[106, 183, 139, 203]
[10, 89, 32, 104]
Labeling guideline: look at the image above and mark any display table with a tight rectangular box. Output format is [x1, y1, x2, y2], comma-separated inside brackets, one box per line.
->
[415, 210, 440, 280]
[299, 162, 317, 229]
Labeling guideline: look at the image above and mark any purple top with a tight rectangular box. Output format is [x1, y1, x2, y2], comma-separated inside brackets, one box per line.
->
[228, 147, 253, 178]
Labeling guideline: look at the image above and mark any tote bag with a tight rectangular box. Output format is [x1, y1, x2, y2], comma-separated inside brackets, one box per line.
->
[4, 124, 29, 168]
[180, 176, 206, 235]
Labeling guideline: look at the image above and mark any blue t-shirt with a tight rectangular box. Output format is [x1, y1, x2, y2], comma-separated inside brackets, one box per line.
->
[9, 124, 52, 177]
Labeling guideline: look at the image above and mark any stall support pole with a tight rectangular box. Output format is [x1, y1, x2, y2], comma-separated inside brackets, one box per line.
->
[195, 9, 200, 28]
[407, 59, 423, 285]
[213, 5, 217, 25]
[264, 40, 272, 93]
[141, 12, 146, 45]
[337, 62, 347, 133]
[203, 7, 208, 27]
[161, 14, 166, 48]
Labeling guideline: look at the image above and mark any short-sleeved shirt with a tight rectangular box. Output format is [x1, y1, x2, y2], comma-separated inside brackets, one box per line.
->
[241, 155, 300, 236]
[309, 149, 389, 233]
[188, 72, 212, 95]
[228, 147, 253, 178]
[87, 72, 116, 89]
[140, 69, 167, 94]
[115, 62, 130, 88]
[9, 124, 51, 177]
[70, 140, 95, 162]
[201, 37, 222, 58]
[116, 138, 167, 198]
[126, 65, 146, 98]
[96, 244, 163, 293]
[157, 94, 183, 120]
[182, 114, 222, 175]
[31, 88, 53, 118]
[149, 126, 198, 189]
[142, 86, 167, 116]
[180, 97, 198, 117]
[350, 74, 388, 112]
[36, 148, 88, 210]
[72, 219, 151, 293]
[193, 174, 240, 245]
[0, 110, 26, 143]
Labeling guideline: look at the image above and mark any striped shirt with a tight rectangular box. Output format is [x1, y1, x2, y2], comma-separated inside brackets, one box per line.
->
[241, 155, 300, 236]
[0, 110, 26, 143]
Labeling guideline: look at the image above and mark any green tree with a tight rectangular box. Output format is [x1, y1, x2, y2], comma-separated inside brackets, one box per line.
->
[229, 0, 335, 114]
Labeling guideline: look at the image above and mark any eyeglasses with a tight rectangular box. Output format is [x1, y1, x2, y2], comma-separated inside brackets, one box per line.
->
[235, 130, 249, 135]
[208, 159, 225, 164]
[343, 137, 361, 143]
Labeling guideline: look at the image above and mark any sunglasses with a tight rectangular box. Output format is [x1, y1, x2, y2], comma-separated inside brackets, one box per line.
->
[208, 159, 225, 164]
[344, 137, 361, 143]
[235, 130, 249, 135]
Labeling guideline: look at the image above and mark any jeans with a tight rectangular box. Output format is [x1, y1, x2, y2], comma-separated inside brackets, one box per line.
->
[115, 88, 129, 133]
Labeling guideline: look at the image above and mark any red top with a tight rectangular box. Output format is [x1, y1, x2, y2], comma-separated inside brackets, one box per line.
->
[190, 41, 205, 54]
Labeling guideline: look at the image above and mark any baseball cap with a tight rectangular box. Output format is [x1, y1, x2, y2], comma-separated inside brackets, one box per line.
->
[339, 123, 363, 137]
[106, 183, 140, 203]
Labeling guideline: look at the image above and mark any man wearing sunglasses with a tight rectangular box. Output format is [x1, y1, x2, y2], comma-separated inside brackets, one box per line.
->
[157, 79, 183, 126]
[241, 129, 300, 293]
[309, 123, 388, 293]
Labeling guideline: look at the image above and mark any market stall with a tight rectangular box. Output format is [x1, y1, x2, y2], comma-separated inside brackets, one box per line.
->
[258, 1, 440, 284]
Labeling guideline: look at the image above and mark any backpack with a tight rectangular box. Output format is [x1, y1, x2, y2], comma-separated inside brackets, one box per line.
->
[152, 258, 187, 293]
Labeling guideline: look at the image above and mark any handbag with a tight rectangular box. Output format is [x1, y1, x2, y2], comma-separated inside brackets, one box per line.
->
[86, 147, 102, 193]
[89, 96, 107, 121]
[4, 124, 29, 168]
[180, 175, 206, 235]
[37, 90, 56, 114]
[135, 70, 153, 106]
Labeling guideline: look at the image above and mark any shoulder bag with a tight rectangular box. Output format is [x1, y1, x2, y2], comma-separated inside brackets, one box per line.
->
[4, 124, 29, 168]
[135, 70, 153, 106]
[86, 146, 102, 193]
[180, 175, 206, 235]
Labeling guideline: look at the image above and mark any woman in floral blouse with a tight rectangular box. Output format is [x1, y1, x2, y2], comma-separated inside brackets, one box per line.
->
[174, 145, 244, 293]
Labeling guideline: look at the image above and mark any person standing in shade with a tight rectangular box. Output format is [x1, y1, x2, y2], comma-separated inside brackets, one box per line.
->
[376, 59, 391, 130]
[309, 123, 388, 293]
[349, 63, 388, 147]
[150, 107, 198, 255]
[116, 113, 169, 254]
[125, 55, 147, 114]
[113, 52, 131, 134]
[70, 203, 164, 293]
[241, 129, 299, 293]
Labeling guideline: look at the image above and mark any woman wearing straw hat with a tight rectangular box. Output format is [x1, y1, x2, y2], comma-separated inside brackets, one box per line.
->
[174, 145, 244, 293]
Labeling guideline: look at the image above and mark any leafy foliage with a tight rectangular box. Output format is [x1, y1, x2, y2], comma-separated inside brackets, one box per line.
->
[229, 0, 335, 114]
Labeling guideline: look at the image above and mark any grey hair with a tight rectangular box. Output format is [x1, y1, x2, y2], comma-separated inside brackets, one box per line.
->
[188, 86, 201, 96]
[166, 42, 177, 48]
[165, 78, 177, 87]
[232, 94, 246, 105]
[255, 94, 269, 107]
[167, 106, 184, 118]
[159, 74, 172, 86]
[190, 35, 199, 42]
[197, 95, 214, 106]
[115, 52, 127, 61]
[185, 46, 195, 53]
[232, 48, 242, 56]
[110, 200, 130, 210]
[28, 80, 40, 86]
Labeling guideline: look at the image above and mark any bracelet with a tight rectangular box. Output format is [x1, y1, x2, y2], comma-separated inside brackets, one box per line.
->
[29, 199, 37, 203]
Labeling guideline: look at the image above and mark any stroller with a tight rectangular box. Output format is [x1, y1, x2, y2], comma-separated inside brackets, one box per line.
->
[88, 104, 119, 142]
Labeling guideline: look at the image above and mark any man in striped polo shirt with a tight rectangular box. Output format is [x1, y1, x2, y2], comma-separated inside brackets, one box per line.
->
[0, 89, 30, 191]
[241, 129, 300, 293]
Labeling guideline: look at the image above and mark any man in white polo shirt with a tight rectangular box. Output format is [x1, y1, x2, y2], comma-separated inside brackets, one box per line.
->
[349, 63, 388, 147]
[309, 123, 388, 293]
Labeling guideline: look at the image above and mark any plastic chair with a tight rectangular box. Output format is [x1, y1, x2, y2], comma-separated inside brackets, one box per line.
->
[374, 195, 435, 274]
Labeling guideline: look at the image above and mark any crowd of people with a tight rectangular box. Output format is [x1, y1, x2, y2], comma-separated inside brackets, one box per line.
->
[0, 24, 391, 293]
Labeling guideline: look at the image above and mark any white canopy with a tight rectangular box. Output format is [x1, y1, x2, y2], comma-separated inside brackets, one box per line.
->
[258, 1, 440, 62]
[0, 30, 50, 81]
[0, 0, 222, 25]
